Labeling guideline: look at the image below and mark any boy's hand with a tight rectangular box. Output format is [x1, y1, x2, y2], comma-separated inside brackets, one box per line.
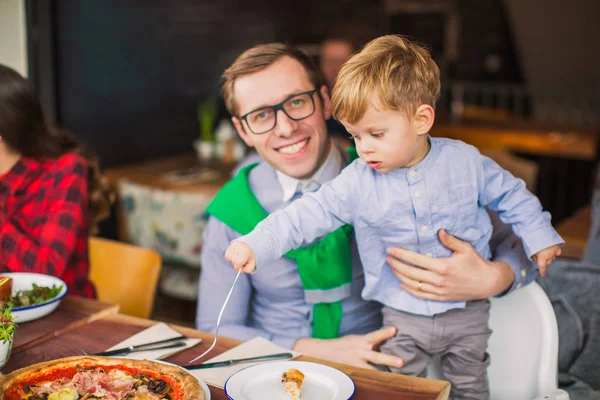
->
[532, 245, 562, 277]
[225, 241, 257, 273]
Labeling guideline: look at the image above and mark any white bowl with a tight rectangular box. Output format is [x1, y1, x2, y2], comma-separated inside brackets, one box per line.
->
[1, 272, 68, 323]
[0, 339, 13, 369]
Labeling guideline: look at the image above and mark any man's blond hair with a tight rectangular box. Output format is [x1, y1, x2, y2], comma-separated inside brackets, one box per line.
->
[222, 43, 324, 117]
[331, 35, 440, 123]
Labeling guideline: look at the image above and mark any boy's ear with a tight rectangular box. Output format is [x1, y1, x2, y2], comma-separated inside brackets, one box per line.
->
[232, 117, 254, 147]
[413, 104, 435, 136]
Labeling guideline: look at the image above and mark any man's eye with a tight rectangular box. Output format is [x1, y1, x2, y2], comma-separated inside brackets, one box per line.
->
[371, 132, 384, 138]
[290, 99, 305, 107]
[254, 112, 268, 120]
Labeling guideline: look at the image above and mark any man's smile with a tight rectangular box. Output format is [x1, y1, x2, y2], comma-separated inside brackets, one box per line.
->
[276, 138, 310, 155]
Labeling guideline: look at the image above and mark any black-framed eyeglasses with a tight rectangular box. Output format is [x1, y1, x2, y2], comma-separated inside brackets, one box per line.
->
[239, 90, 318, 134]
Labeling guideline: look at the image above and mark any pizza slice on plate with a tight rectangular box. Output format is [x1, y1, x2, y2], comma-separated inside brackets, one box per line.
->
[281, 368, 304, 400]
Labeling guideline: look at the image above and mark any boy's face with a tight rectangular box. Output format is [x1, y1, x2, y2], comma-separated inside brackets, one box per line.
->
[341, 100, 433, 173]
[231, 56, 332, 180]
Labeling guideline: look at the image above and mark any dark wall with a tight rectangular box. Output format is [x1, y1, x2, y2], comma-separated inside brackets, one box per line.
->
[52, 0, 385, 168]
[48, 0, 521, 168]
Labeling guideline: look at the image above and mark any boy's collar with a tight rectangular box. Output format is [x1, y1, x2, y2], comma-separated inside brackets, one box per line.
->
[387, 135, 437, 179]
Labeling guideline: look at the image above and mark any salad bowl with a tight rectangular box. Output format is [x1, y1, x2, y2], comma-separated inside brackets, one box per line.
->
[0, 273, 67, 323]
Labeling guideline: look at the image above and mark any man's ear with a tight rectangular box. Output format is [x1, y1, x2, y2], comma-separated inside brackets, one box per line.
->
[319, 85, 332, 120]
[232, 117, 254, 147]
[413, 104, 435, 136]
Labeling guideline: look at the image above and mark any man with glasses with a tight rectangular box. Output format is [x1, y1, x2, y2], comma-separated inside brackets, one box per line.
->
[196, 43, 536, 369]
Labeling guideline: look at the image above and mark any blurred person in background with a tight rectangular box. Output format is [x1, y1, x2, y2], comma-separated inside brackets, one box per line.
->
[319, 35, 356, 145]
[0, 64, 110, 298]
[319, 37, 355, 92]
[536, 160, 600, 399]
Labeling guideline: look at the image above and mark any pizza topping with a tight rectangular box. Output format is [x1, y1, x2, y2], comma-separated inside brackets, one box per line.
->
[48, 388, 78, 400]
[23, 368, 172, 400]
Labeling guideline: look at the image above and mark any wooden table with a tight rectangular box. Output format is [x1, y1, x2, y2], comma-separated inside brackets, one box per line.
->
[431, 119, 599, 161]
[103, 153, 235, 194]
[556, 205, 592, 260]
[103, 153, 236, 242]
[4, 298, 450, 400]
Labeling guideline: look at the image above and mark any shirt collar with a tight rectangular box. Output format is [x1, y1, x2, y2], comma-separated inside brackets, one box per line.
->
[385, 135, 437, 179]
[276, 141, 343, 202]
[0, 157, 40, 195]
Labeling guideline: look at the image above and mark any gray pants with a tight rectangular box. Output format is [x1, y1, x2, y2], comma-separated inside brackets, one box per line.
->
[380, 300, 491, 400]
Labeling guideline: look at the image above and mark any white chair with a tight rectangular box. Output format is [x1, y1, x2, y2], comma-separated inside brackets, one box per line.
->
[427, 282, 569, 400]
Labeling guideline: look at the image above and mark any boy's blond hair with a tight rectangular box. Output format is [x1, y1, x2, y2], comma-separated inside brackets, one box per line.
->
[331, 35, 440, 123]
[221, 43, 324, 117]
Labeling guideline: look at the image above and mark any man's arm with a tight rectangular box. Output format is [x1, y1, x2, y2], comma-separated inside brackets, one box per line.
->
[197, 217, 294, 346]
[198, 216, 324, 348]
[487, 210, 538, 295]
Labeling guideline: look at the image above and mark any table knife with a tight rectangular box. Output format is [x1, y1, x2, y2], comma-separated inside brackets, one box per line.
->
[92, 335, 188, 356]
[185, 352, 294, 370]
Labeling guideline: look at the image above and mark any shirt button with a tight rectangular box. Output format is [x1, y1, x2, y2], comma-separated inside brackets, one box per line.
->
[420, 226, 428, 233]
[516, 283, 522, 289]
[414, 191, 422, 198]
[521, 269, 527, 278]
[425, 253, 433, 257]
[409, 170, 416, 177]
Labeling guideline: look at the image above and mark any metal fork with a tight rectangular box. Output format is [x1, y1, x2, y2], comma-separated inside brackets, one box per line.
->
[188, 269, 243, 364]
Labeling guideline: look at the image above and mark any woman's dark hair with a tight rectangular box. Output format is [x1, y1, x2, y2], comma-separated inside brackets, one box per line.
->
[0, 64, 110, 233]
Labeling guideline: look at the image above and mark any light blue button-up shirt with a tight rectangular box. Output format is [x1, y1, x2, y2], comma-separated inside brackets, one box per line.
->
[241, 138, 564, 316]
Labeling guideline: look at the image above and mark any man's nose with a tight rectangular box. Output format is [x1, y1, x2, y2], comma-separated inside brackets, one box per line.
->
[273, 110, 298, 138]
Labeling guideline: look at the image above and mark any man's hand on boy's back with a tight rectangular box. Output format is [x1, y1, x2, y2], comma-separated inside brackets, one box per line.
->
[225, 241, 257, 273]
[532, 244, 562, 277]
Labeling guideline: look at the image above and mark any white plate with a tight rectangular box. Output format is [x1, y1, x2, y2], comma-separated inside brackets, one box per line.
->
[123, 357, 211, 400]
[224, 361, 355, 400]
[1, 272, 67, 323]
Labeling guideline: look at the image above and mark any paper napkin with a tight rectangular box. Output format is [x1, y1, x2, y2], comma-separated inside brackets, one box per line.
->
[190, 337, 301, 389]
[105, 322, 201, 360]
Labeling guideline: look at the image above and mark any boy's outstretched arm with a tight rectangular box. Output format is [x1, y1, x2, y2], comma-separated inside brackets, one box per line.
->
[234, 163, 359, 270]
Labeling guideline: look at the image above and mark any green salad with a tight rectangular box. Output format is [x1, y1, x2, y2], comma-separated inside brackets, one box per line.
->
[3, 284, 63, 309]
[0, 308, 17, 343]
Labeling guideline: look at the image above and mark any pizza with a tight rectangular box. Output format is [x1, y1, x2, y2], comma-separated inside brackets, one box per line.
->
[0, 356, 203, 400]
[281, 368, 304, 400]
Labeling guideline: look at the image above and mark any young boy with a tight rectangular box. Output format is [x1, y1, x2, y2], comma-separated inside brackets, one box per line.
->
[225, 35, 563, 398]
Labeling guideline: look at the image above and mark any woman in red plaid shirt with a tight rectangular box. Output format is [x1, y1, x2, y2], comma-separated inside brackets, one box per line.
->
[0, 64, 110, 298]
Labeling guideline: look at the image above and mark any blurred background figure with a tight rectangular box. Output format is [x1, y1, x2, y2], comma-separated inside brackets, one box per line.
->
[319, 37, 355, 92]
[319, 31, 357, 143]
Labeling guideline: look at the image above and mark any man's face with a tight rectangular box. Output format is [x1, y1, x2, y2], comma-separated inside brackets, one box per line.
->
[320, 40, 353, 89]
[232, 56, 332, 179]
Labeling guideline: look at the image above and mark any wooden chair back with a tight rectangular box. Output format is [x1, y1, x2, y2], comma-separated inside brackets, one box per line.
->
[89, 237, 161, 318]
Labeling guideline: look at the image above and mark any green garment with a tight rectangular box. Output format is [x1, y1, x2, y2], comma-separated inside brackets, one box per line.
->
[206, 148, 358, 338]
